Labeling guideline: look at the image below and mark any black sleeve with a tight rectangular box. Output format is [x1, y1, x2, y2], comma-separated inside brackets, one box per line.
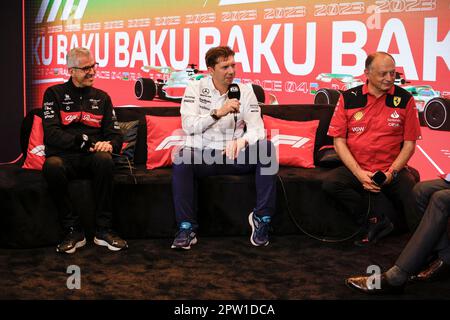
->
[42, 88, 77, 150]
[101, 95, 123, 154]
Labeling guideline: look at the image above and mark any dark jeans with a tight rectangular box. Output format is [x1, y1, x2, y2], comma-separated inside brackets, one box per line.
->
[396, 179, 450, 274]
[172, 140, 278, 231]
[322, 166, 419, 231]
[42, 152, 115, 230]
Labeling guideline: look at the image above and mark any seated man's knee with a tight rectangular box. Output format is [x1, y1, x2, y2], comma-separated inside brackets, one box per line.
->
[93, 151, 113, 162]
[413, 180, 436, 204]
[430, 190, 450, 217]
[172, 147, 197, 167]
[92, 152, 114, 170]
[42, 156, 67, 184]
[258, 139, 275, 156]
[413, 182, 425, 199]
[43, 156, 64, 174]
[322, 179, 341, 195]
[256, 139, 278, 174]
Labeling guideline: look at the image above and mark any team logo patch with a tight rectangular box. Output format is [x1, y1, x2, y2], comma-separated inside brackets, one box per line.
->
[202, 88, 210, 95]
[353, 111, 364, 121]
[393, 96, 401, 107]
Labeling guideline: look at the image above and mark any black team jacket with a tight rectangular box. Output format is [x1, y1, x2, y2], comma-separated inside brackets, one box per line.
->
[42, 78, 122, 157]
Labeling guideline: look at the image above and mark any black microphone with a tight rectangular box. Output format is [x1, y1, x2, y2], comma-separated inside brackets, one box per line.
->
[77, 134, 120, 155]
[228, 83, 240, 100]
[227, 83, 240, 122]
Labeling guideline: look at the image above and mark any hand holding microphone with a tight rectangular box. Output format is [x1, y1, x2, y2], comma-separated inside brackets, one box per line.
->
[216, 84, 241, 118]
[75, 134, 93, 153]
[75, 134, 112, 153]
[227, 83, 241, 122]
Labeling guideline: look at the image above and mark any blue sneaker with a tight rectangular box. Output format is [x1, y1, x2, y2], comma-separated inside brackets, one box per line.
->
[248, 212, 271, 246]
[171, 222, 197, 250]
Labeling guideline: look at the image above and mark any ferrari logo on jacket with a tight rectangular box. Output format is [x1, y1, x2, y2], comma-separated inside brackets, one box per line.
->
[393, 96, 401, 107]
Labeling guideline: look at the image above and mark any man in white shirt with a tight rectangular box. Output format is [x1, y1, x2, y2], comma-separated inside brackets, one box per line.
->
[171, 46, 277, 250]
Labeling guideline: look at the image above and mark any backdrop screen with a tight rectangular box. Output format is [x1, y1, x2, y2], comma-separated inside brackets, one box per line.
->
[25, 0, 449, 179]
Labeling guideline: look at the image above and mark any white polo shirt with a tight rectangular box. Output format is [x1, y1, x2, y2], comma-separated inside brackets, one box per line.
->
[180, 76, 265, 150]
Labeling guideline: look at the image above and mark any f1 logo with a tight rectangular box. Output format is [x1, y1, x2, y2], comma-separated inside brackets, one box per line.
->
[156, 136, 186, 150]
[271, 135, 310, 148]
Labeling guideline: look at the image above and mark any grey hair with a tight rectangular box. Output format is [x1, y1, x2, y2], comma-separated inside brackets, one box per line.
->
[67, 47, 91, 68]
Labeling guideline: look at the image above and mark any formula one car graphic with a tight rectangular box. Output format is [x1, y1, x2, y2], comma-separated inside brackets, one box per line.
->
[135, 64, 205, 103]
[313, 73, 365, 92]
[313, 72, 449, 131]
[402, 85, 440, 113]
[134, 63, 270, 104]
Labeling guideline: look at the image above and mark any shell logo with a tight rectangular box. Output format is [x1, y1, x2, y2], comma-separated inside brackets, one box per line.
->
[353, 111, 364, 121]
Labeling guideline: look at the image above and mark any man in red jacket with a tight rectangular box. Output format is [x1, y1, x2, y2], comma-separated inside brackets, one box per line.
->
[323, 52, 422, 246]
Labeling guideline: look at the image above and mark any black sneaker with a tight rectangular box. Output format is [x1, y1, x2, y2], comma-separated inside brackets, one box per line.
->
[354, 216, 394, 247]
[248, 212, 271, 246]
[94, 229, 128, 251]
[56, 227, 86, 254]
[171, 222, 197, 250]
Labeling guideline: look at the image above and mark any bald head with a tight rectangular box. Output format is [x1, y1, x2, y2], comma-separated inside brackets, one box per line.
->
[365, 52, 395, 70]
[364, 52, 396, 97]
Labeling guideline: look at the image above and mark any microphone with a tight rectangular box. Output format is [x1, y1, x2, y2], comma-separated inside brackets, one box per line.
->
[227, 83, 241, 122]
[228, 83, 241, 100]
[76, 134, 120, 155]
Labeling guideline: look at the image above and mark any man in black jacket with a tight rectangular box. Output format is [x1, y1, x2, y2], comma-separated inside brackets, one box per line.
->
[42, 47, 127, 253]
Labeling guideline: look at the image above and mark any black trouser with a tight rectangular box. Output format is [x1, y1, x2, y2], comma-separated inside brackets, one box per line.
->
[396, 179, 450, 274]
[322, 166, 420, 231]
[42, 152, 115, 230]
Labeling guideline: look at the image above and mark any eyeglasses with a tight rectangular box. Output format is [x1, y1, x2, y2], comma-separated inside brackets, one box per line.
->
[72, 62, 99, 73]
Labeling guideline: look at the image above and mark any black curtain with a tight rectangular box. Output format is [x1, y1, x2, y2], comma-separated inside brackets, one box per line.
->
[0, 1, 24, 162]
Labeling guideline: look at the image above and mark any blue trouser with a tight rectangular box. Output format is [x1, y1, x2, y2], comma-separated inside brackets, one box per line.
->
[172, 140, 278, 231]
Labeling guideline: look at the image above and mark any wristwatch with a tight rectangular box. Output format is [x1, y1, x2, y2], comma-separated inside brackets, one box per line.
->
[210, 109, 220, 120]
[388, 168, 398, 181]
